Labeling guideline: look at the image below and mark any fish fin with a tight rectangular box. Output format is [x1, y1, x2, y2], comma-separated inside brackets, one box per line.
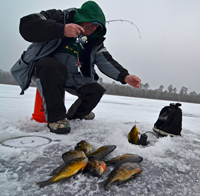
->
[61, 153, 68, 163]
[105, 161, 117, 167]
[88, 156, 95, 161]
[112, 145, 117, 150]
[116, 173, 139, 187]
[116, 174, 140, 187]
[104, 161, 110, 165]
[76, 167, 85, 175]
[49, 164, 65, 176]
[97, 181, 104, 188]
[82, 169, 87, 174]
[97, 180, 106, 188]
[131, 172, 140, 178]
[36, 178, 53, 188]
[116, 178, 133, 186]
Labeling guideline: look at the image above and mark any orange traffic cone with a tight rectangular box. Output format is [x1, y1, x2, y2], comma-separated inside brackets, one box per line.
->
[32, 88, 47, 123]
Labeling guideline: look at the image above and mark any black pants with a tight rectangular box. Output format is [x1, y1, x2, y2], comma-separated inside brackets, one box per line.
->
[35, 57, 106, 123]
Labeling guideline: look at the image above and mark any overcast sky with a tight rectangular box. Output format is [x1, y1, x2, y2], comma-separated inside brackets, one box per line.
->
[0, 0, 200, 93]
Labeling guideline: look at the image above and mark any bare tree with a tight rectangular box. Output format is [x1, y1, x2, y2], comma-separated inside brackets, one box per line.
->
[143, 83, 150, 90]
[180, 86, 188, 95]
[168, 85, 173, 93]
[172, 87, 177, 94]
[158, 85, 164, 92]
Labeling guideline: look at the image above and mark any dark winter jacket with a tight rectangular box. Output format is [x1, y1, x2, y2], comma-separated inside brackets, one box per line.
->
[11, 1, 129, 94]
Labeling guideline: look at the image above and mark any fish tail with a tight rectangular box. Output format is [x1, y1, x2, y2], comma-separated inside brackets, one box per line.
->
[98, 179, 108, 190]
[103, 180, 111, 191]
[98, 179, 111, 191]
[139, 156, 143, 162]
[104, 161, 113, 166]
[36, 178, 53, 188]
[49, 170, 55, 176]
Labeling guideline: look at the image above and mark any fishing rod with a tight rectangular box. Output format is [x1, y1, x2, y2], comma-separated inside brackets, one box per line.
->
[106, 19, 141, 39]
[75, 19, 141, 71]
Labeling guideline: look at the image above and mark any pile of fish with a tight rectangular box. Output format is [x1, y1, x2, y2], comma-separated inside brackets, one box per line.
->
[36, 140, 143, 191]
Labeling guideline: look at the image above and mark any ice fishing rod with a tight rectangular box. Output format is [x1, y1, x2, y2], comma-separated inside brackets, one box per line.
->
[106, 19, 141, 39]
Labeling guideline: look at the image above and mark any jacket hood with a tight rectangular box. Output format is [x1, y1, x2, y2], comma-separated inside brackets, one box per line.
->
[74, 1, 106, 38]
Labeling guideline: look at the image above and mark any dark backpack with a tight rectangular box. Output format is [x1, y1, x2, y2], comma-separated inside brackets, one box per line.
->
[153, 103, 182, 136]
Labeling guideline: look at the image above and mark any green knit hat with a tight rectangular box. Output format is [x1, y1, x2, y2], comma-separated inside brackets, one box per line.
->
[74, 1, 106, 37]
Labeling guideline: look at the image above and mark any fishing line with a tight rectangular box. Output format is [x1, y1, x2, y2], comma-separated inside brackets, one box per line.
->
[144, 131, 159, 138]
[106, 19, 141, 39]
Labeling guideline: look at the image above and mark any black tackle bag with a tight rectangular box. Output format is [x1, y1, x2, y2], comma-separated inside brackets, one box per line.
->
[153, 103, 182, 136]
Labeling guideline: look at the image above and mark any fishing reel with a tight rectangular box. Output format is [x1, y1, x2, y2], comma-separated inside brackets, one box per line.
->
[76, 34, 88, 49]
[138, 133, 149, 146]
[138, 131, 160, 146]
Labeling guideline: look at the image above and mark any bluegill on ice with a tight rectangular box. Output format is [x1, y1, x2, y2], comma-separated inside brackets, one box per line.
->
[87, 145, 116, 160]
[100, 162, 142, 191]
[75, 140, 93, 154]
[105, 153, 143, 166]
[37, 157, 88, 188]
[49, 150, 86, 176]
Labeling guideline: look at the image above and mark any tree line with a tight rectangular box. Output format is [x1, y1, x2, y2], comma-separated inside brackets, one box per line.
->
[0, 70, 18, 85]
[0, 70, 200, 103]
[98, 78, 200, 104]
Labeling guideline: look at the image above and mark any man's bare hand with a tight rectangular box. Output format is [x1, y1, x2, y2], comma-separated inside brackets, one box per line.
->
[64, 24, 85, 38]
[125, 75, 141, 88]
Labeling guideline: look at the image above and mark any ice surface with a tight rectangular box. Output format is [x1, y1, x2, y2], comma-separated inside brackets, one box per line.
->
[0, 84, 200, 196]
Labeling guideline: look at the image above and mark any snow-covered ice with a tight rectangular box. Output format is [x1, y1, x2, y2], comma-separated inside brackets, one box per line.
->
[0, 84, 200, 196]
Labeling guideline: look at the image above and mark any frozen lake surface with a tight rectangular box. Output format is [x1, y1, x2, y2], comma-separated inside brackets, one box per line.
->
[0, 84, 200, 196]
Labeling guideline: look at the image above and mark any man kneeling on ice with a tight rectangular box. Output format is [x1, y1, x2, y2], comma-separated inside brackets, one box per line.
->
[11, 1, 141, 134]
